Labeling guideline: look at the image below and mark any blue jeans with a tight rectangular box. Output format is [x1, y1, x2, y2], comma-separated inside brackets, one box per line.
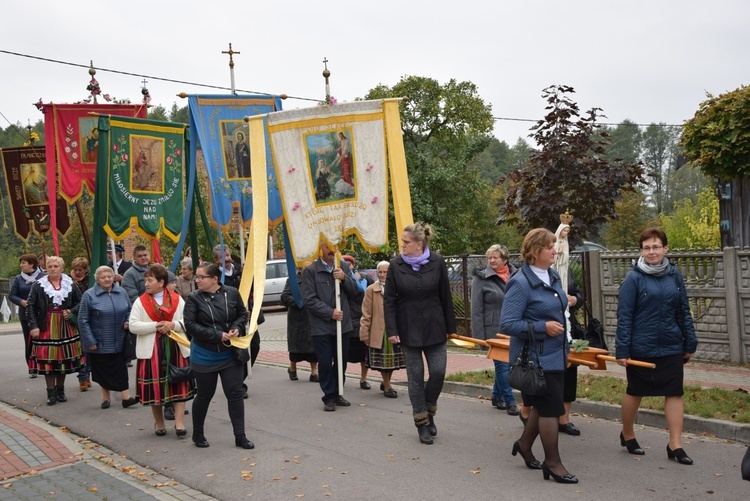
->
[493, 360, 515, 405]
[313, 333, 350, 403]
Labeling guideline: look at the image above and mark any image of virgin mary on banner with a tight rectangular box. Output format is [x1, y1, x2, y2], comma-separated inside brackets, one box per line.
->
[0, 146, 71, 241]
[188, 94, 283, 228]
[266, 100, 392, 263]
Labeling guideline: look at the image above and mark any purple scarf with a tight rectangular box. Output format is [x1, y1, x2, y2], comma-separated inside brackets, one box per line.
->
[402, 248, 431, 271]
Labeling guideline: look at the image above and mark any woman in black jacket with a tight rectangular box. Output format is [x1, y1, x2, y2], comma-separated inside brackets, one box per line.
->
[183, 263, 252, 449]
[384, 223, 456, 445]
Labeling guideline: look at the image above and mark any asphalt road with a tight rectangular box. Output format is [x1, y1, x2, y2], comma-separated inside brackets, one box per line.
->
[0, 323, 748, 500]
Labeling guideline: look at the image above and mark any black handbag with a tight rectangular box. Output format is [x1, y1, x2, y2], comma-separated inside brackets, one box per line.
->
[509, 324, 547, 396]
[583, 303, 607, 350]
[123, 330, 137, 362]
[168, 363, 194, 383]
[232, 346, 250, 364]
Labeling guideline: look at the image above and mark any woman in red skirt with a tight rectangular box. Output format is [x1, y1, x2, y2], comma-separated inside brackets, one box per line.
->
[129, 265, 195, 437]
[26, 256, 84, 405]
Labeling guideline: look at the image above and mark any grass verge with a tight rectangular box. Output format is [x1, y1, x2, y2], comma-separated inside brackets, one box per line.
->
[445, 370, 750, 424]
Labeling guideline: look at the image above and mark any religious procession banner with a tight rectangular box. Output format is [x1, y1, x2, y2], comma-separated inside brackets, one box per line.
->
[257, 98, 413, 264]
[94, 115, 187, 241]
[42, 103, 147, 253]
[0, 146, 71, 241]
[187, 94, 283, 228]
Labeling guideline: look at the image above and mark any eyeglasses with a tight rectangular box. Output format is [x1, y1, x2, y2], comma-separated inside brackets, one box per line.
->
[195, 275, 212, 280]
[641, 246, 664, 252]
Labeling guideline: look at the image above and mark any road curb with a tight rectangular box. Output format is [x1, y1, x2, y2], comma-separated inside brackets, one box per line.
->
[441, 381, 750, 444]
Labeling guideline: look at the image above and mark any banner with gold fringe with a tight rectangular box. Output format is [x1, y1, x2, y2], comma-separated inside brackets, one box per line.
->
[264, 99, 411, 264]
[0, 146, 71, 242]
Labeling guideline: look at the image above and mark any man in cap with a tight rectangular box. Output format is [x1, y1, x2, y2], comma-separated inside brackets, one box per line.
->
[109, 244, 132, 283]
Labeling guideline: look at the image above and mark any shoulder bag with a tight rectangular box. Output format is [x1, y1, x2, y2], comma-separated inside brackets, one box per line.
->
[509, 323, 547, 396]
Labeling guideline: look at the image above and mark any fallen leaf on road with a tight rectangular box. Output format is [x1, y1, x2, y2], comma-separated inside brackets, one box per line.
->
[2, 483, 11, 488]
[89, 487, 98, 492]
[469, 469, 480, 474]
[341, 471, 348, 474]
[206, 474, 215, 477]
[714, 473, 723, 477]
[291, 476, 298, 480]
[273, 477, 281, 481]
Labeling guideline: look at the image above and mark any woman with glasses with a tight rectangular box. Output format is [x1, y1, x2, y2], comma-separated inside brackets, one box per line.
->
[616, 228, 697, 465]
[183, 263, 253, 450]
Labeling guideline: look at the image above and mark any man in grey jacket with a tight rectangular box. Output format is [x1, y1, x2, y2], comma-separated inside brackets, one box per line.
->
[302, 241, 358, 411]
[121, 245, 150, 305]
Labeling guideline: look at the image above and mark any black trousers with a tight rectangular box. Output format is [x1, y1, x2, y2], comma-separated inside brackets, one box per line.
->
[192, 363, 245, 437]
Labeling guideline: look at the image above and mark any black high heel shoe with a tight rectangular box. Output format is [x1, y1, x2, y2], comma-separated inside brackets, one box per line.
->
[511, 440, 542, 470]
[122, 397, 139, 408]
[192, 434, 209, 448]
[175, 427, 187, 438]
[154, 424, 167, 437]
[620, 432, 645, 455]
[541, 462, 578, 484]
[666, 445, 693, 465]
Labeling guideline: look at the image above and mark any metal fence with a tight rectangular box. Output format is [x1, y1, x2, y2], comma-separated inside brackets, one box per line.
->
[445, 252, 589, 338]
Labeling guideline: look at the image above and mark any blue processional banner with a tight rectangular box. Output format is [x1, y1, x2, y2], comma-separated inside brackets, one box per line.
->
[188, 94, 283, 228]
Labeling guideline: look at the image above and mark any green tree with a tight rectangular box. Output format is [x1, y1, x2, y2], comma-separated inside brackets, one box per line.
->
[660, 187, 720, 249]
[682, 85, 750, 247]
[365, 76, 500, 254]
[641, 123, 679, 215]
[604, 119, 641, 164]
[500, 85, 644, 244]
[602, 190, 653, 250]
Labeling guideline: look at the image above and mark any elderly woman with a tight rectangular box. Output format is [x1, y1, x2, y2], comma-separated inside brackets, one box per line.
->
[78, 266, 138, 409]
[129, 265, 194, 437]
[26, 256, 84, 405]
[500, 228, 577, 484]
[384, 223, 456, 445]
[281, 266, 319, 382]
[175, 257, 196, 301]
[184, 263, 254, 449]
[471, 244, 519, 415]
[361, 261, 405, 398]
[616, 228, 697, 465]
[9, 254, 45, 377]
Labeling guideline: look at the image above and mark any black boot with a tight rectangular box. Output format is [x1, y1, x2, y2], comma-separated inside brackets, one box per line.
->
[46, 388, 57, 406]
[56, 386, 67, 403]
[418, 426, 434, 445]
[427, 416, 438, 437]
[192, 427, 209, 448]
[235, 434, 255, 449]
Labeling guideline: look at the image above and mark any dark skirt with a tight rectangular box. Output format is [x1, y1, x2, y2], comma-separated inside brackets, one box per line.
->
[347, 337, 368, 363]
[626, 353, 685, 397]
[289, 352, 317, 363]
[521, 371, 565, 417]
[563, 364, 578, 403]
[136, 335, 196, 406]
[31, 309, 84, 375]
[90, 351, 129, 392]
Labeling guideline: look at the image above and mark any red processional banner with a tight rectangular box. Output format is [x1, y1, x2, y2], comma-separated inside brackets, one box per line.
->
[42, 103, 147, 252]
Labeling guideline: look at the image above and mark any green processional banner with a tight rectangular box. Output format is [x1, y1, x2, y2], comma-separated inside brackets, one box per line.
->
[96, 115, 187, 241]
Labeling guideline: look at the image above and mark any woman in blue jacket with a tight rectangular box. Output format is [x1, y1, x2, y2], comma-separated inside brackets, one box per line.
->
[616, 228, 697, 465]
[500, 228, 577, 484]
[78, 266, 138, 409]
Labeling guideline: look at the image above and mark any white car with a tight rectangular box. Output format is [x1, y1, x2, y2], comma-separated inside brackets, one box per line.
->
[263, 259, 289, 306]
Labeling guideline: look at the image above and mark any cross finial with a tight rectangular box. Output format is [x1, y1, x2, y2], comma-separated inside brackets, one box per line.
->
[222, 43, 240, 69]
[141, 78, 148, 88]
[323, 57, 329, 70]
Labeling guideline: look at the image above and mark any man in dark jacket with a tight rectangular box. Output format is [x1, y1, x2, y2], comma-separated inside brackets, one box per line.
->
[302, 241, 358, 411]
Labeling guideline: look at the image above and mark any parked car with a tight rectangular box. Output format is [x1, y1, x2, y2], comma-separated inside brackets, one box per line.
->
[263, 259, 289, 306]
[574, 241, 609, 252]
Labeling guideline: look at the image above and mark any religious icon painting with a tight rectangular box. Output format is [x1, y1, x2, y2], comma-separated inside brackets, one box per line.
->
[304, 128, 356, 205]
[78, 116, 99, 164]
[130, 135, 164, 193]
[220, 120, 251, 180]
[21, 162, 50, 206]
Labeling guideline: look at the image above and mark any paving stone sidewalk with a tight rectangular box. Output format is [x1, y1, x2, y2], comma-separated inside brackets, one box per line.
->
[0, 405, 215, 501]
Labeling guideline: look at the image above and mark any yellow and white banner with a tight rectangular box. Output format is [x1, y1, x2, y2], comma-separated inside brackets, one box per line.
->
[263, 99, 409, 263]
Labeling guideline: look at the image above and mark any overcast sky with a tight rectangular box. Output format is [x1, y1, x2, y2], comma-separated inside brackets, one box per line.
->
[2, 0, 749, 146]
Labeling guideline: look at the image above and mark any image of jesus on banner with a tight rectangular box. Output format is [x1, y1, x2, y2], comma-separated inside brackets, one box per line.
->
[305, 128, 356, 204]
[220, 121, 251, 179]
[130, 136, 164, 193]
[22, 163, 49, 206]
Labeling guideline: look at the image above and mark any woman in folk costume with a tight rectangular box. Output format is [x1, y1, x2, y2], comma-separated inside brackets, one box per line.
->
[25, 256, 84, 405]
[129, 265, 195, 437]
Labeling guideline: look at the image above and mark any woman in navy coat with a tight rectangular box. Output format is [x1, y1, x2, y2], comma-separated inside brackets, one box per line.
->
[616, 227, 697, 465]
[500, 228, 577, 484]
